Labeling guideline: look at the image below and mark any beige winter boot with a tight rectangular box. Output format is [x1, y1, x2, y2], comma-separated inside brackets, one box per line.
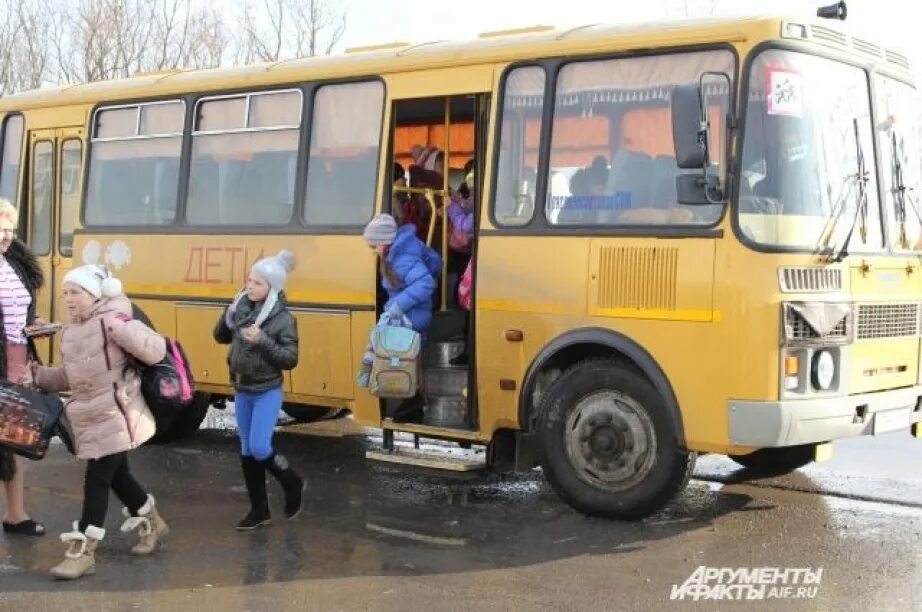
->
[50, 522, 104, 580]
[120, 494, 170, 555]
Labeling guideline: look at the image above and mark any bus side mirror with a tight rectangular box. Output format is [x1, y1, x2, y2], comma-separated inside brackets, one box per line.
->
[672, 84, 708, 169]
[676, 174, 720, 206]
[672, 73, 731, 206]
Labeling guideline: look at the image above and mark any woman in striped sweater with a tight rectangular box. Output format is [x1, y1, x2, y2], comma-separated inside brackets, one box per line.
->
[0, 198, 46, 537]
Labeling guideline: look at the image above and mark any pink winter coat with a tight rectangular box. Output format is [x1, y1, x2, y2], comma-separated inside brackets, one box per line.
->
[35, 295, 165, 460]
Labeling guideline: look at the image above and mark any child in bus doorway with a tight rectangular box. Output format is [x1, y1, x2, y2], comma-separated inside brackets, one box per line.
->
[358, 213, 441, 422]
[213, 250, 303, 531]
[446, 162, 475, 364]
[32, 265, 169, 580]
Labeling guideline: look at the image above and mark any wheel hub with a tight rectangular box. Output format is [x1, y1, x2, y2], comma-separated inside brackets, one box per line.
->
[564, 391, 657, 492]
[588, 424, 625, 459]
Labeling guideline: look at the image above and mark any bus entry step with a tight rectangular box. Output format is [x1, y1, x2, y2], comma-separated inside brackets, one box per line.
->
[365, 447, 487, 480]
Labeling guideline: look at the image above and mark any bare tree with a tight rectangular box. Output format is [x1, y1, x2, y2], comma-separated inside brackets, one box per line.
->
[234, 0, 347, 63]
[683, 0, 720, 17]
[295, 0, 347, 57]
[0, 0, 54, 94]
[1, 0, 348, 94]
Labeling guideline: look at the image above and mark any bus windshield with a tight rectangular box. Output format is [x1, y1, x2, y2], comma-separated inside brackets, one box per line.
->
[737, 49, 883, 253]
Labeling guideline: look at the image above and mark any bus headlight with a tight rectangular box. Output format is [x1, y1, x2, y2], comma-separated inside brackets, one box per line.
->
[811, 350, 836, 391]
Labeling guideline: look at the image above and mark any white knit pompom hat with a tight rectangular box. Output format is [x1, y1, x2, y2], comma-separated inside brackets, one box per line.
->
[227, 249, 296, 328]
[63, 265, 122, 300]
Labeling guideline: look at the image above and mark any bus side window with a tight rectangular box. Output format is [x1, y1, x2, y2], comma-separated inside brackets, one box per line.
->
[59, 139, 83, 256]
[186, 91, 301, 227]
[303, 81, 384, 227]
[0, 114, 24, 208]
[546, 50, 734, 227]
[494, 66, 545, 227]
[85, 102, 184, 227]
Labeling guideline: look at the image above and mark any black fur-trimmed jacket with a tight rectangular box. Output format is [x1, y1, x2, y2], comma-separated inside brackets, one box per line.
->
[0, 239, 44, 482]
[213, 292, 298, 393]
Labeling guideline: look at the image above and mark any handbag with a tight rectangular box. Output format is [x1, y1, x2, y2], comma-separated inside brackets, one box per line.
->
[0, 380, 67, 460]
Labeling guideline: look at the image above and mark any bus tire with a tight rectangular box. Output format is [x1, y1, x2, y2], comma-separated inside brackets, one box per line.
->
[538, 358, 694, 520]
[729, 445, 814, 475]
[282, 403, 344, 423]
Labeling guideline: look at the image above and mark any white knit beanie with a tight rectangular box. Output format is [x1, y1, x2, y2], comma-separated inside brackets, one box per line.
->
[228, 249, 296, 328]
[363, 214, 398, 246]
[63, 265, 122, 299]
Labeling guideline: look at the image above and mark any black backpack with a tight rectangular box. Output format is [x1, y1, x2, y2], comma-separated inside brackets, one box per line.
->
[127, 304, 195, 411]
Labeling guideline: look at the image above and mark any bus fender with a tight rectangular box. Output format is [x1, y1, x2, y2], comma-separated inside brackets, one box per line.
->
[517, 327, 686, 448]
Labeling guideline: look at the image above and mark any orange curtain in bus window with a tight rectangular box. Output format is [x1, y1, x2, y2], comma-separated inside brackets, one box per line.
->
[620, 106, 723, 160]
[548, 116, 610, 168]
[394, 123, 475, 169]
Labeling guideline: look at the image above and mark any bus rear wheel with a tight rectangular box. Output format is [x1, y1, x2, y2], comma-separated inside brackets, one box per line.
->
[538, 358, 694, 520]
[149, 392, 212, 443]
[282, 403, 344, 423]
[729, 445, 815, 475]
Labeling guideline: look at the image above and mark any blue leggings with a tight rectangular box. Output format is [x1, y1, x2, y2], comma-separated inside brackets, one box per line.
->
[235, 386, 283, 460]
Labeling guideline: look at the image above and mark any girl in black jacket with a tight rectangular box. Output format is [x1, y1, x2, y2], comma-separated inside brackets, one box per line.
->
[214, 249, 303, 531]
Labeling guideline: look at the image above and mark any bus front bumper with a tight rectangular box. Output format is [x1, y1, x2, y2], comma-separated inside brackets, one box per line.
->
[728, 386, 922, 447]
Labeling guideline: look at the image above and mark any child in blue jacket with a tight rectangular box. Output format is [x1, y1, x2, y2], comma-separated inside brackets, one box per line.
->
[358, 213, 441, 421]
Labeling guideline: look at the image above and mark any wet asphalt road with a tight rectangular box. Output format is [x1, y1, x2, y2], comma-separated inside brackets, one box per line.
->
[0, 417, 920, 612]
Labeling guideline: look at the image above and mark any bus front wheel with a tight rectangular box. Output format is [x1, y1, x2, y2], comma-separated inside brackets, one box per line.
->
[729, 445, 815, 475]
[538, 358, 694, 520]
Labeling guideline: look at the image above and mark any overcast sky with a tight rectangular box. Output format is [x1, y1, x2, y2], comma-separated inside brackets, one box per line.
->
[325, 0, 920, 73]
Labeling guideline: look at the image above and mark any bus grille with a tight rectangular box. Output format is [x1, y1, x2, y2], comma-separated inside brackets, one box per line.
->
[779, 267, 843, 293]
[787, 310, 849, 341]
[857, 303, 920, 340]
[597, 246, 678, 310]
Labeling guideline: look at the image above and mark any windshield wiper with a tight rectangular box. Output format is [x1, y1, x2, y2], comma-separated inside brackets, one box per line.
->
[829, 118, 869, 262]
[890, 130, 922, 249]
[815, 173, 856, 255]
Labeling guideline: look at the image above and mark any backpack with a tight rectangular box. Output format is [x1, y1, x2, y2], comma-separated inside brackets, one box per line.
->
[458, 260, 473, 311]
[139, 337, 195, 411]
[368, 313, 421, 399]
[449, 222, 472, 253]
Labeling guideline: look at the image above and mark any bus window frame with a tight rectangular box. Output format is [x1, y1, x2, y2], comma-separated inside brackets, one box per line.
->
[731, 40, 898, 256]
[186, 88, 303, 228]
[870, 68, 921, 254]
[300, 79, 386, 231]
[78, 76, 386, 237]
[489, 62, 549, 230]
[488, 43, 739, 238]
[0, 112, 25, 211]
[83, 99, 187, 228]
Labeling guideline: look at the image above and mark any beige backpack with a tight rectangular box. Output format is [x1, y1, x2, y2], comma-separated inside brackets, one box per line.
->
[368, 322, 421, 398]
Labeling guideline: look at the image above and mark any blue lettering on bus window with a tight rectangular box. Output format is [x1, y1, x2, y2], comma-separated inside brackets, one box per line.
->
[549, 191, 634, 212]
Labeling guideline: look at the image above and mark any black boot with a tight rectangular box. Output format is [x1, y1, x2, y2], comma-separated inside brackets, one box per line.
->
[263, 453, 304, 520]
[237, 456, 271, 531]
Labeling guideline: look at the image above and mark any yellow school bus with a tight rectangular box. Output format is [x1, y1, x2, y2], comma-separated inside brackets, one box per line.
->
[2, 7, 921, 519]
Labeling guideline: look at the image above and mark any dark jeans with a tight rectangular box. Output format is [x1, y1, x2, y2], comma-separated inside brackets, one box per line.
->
[79, 452, 148, 532]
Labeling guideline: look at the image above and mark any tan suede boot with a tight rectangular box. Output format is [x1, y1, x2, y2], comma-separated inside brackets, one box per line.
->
[50, 522, 104, 580]
[120, 494, 170, 555]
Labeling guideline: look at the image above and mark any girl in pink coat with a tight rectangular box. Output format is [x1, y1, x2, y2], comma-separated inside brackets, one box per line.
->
[34, 265, 168, 580]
